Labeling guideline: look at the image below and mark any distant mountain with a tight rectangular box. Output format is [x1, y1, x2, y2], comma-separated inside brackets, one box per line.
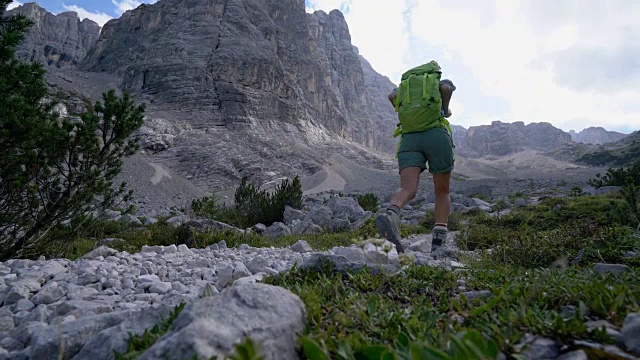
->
[450, 121, 572, 157]
[8, 0, 400, 193]
[7, 2, 100, 68]
[569, 127, 628, 145]
[575, 131, 640, 166]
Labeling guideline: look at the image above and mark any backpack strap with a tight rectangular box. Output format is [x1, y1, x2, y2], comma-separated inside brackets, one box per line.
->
[404, 75, 412, 105]
[439, 117, 456, 149]
[393, 123, 403, 159]
[422, 74, 428, 100]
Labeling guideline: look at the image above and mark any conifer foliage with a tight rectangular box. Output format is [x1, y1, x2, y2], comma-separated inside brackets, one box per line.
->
[0, 1, 145, 257]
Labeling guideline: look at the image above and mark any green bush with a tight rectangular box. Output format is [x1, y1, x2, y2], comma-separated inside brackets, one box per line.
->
[357, 193, 379, 212]
[234, 176, 303, 227]
[457, 194, 638, 268]
[0, 6, 144, 258]
[191, 194, 248, 228]
[589, 161, 640, 188]
[192, 176, 303, 228]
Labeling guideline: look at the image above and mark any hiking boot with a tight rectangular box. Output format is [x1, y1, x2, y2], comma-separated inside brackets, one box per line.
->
[431, 225, 448, 253]
[375, 207, 404, 253]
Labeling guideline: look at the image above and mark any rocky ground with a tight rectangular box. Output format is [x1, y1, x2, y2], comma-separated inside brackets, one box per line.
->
[0, 231, 458, 359]
[2, 188, 639, 359]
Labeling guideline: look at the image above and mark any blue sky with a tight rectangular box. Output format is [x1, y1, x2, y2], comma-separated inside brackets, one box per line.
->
[7, 0, 640, 134]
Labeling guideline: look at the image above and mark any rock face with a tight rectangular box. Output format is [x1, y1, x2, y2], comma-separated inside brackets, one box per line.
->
[452, 121, 572, 157]
[72, 0, 399, 190]
[6, 3, 100, 68]
[138, 284, 306, 360]
[569, 127, 628, 145]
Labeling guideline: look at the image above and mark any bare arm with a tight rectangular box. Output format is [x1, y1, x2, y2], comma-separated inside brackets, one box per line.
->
[388, 90, 397, 107]
[440, 83, 454, 118]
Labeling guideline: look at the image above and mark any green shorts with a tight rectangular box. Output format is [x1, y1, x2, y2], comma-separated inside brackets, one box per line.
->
[397, 127, 455, 174]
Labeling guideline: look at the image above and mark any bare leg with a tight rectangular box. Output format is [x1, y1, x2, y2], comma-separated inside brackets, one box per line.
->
[433, 172, 451, 225]
[390, 167, 422, 209]
[376, 167, 421, 253]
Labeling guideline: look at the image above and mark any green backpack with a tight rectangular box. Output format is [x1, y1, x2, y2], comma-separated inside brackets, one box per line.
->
[392, 61, 454, 154]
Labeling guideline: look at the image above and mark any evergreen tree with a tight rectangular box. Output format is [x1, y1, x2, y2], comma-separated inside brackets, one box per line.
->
[0, 1, 145, 257]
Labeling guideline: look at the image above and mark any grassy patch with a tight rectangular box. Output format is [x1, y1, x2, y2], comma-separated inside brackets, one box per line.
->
[115, 303, 186, 360]
[356, 193, 380, 213]
[457, 193, 639, 268]
[265, 262, 639, 359]
[110, 193, 640, 359]
[24, 216, 436, 260]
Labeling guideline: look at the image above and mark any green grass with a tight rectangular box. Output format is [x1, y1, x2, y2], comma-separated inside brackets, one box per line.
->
[264, 262, 639, 359]
[115, 303, 186, 360]
[456, 193, 639, 268]
[24, 216, 439, 260]
[112, 192, 640, 359]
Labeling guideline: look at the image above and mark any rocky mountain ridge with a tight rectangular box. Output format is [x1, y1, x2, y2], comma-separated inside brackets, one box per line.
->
[9, 1, 400, 195]
[569, 127, 628, 145]
[450, 121, 573, 157]
[6, 2, 100, 67]
[550, 130, 640, 167]
[5, 1, 637, 213]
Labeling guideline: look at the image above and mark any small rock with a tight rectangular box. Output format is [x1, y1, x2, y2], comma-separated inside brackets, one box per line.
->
[622, 312, 640, 355]
[594, 263, 631, 275]
[557, 350, 588, 360]
[14, 299, 35, 313]
[177, 244, 191, 253]
[304, 205, 332, 229]
[137, 275, 161, 284]
[97, 238, 125, 247]
[121, 214, 142, 225]
[0, 336, 24, 352]
[460, 291, 492, 302]
[514, 198, 528, 207]
[31, 286, 66, 305]
[572, 340, 637, 360]
[149, 282, 172, 295]
[164, 244, 178, 254]
[0, 309, 15, 332]
[82, 246, 118, 259]
[559, 305, 576, 319]
[521, 336, 559, 360]
[326, 196, 365, 222]
[328, 217, 351, 232]
[137, 284, 305, 360]
[586, 320, 624, 346]
[283, 206, 305, 225]
[166, 215, 189, 228]
[290, 240, 312, 253]
[407, 239, 430, 253]
[253, 223, 267, 234]
[263, 222, 291, 239]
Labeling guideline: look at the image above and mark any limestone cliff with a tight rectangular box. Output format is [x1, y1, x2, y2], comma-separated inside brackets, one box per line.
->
[569, 127, 628, 145]
[74, 0, 398, 189]
[7, 2, 100, 67]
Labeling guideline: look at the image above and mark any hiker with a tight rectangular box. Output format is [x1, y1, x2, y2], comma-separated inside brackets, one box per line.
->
[376, 60, 456, 254]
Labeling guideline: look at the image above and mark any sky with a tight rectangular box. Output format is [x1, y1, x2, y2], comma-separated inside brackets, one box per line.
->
[6, 0, 640, 134]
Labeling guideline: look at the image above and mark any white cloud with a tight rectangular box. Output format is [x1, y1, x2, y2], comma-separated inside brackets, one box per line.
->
[112, 0, 158, 15]
[407, 0, 640, 133]
[305, 0, 640, 133]
[62, 4, 112, 27]
[7, 1, 22, 10]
